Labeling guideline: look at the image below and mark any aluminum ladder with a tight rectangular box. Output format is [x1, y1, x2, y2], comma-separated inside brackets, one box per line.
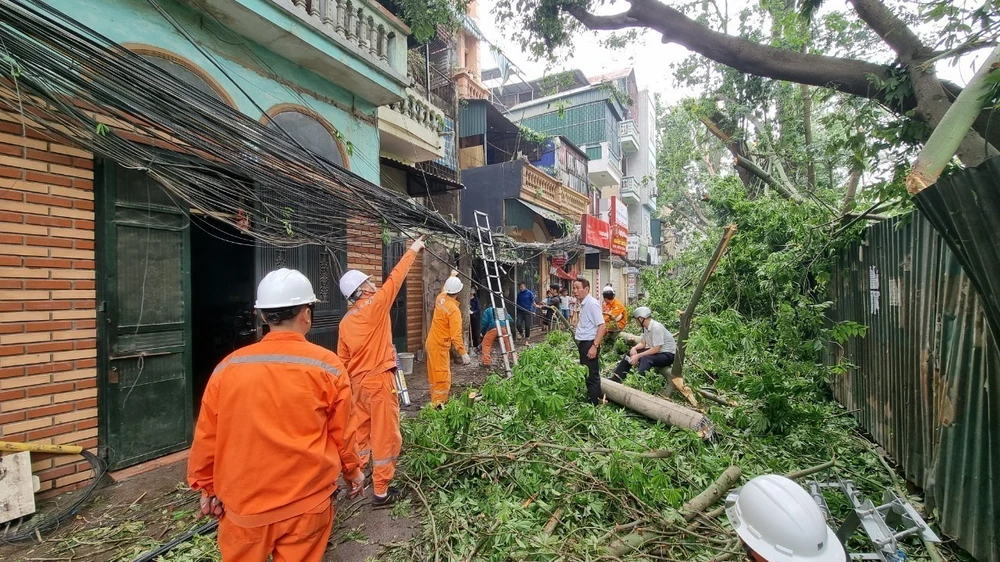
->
[474, 210, 518, 378]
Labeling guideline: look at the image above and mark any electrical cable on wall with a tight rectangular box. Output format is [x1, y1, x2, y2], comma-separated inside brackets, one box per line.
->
[0, 0, 586, 323]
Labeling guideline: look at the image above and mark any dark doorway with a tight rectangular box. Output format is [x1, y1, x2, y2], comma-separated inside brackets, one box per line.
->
[383, 238, 407, 352]
[190, 217, 255, 411]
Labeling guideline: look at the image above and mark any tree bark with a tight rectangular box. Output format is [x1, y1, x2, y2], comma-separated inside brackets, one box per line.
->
[839, 167, 862, 215]
[672, 224, 737, 382]
[907, 45, 1000, 192]
[801, 83, 815, 190]
[601, 378, 716, 439]
[680, 465, 742, 519]
[699, 112, 754, 187]
[563, 0, 1000, 150]
[733, 155, 803, 203]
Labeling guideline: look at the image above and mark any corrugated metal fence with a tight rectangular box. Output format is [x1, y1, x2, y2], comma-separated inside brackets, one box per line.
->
[827, 211, 999, 562]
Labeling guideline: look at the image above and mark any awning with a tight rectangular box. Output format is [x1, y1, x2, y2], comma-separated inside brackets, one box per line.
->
[380, 157, 463, 196]
[514, 198, 565, 223]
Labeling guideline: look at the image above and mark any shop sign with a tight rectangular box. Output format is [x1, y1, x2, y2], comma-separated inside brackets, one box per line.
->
[609, 197, 629, 257]
[581, 214, 611, 249]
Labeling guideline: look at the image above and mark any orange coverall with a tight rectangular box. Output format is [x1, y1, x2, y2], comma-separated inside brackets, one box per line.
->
[337, 249, 415, 496]
[188, 331, 362, 562]
[603, 298, 628, 332]
[425, 292, 467, 405]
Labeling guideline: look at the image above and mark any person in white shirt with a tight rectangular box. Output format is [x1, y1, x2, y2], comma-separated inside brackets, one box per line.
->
[572, 277, 607, 404]
[611, 306, 676, 382]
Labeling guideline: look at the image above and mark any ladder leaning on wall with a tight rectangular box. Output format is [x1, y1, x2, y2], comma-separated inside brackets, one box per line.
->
[473, 210, 518, 378]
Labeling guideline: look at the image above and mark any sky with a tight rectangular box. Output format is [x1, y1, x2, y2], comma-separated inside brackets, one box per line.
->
[473, 0, 985, 107]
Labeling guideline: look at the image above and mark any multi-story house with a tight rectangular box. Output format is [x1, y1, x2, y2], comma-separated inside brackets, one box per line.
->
[490, 68, 659, 300]
[0, 0, 436, 493]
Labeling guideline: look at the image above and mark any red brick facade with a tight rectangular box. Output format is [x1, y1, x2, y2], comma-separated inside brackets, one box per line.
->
[0, 110, 99, 495]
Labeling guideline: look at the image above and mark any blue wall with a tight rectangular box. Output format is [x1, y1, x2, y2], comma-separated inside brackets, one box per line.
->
[50, 0, 382, 182]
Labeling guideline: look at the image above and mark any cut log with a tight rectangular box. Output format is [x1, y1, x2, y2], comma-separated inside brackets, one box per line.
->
[680, 465, 742, 520]
[601, 378, 715, 439]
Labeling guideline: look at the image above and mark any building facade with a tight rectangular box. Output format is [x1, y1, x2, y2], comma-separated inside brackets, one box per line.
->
[0, 0, 447, 493]
[493, 68, 659, 301]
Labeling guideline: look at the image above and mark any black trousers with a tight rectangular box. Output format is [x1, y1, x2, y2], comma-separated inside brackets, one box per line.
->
[516, 311, 532, 338]
[613, 352, 675, 381]
[470, 312, 482, 347]
[576, 339, 603, 405]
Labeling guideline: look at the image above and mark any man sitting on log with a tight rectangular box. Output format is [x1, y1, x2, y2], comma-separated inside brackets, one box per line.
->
[610, 307, 676, 382]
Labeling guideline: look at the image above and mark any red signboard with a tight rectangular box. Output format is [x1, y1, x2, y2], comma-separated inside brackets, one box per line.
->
[609, 197, 629, 257]
[581, 214, 611, 249]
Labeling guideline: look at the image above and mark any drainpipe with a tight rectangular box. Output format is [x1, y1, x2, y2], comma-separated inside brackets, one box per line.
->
[425, 43, 431, 95]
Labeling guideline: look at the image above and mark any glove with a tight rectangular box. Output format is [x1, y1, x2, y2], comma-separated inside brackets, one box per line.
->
[348, 471, 365, 499]
[410, 236, 425, 253]
[199, 494, 224, 519]
[460, 353, 471, 365]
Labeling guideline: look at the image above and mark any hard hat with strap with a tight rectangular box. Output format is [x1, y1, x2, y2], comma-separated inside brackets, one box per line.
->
[725, 475, 846, 562]
[339, 269, 371, 301]
[256, 268, 318, 309]
[633, 306, 652, 319]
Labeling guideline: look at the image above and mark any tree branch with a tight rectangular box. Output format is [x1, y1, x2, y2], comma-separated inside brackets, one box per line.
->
[846, 0, 931, 62]
[733, 155, 804, 203]
[562, 5, 638, 30]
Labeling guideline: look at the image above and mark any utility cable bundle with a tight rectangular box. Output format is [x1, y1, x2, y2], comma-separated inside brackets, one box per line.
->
[0, 0, 577, 258]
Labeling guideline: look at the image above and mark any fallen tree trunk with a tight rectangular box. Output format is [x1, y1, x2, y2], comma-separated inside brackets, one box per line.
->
[601, 378, 715, 439]
[681, 465, 742, 520]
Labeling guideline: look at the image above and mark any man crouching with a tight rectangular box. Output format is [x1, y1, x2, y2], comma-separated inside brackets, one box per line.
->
[611, 306, 676, 382]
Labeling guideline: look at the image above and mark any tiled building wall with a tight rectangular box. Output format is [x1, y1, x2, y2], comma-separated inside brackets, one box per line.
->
[0, 109, 99, 496]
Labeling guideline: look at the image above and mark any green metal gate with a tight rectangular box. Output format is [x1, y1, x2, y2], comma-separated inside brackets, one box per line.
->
[97, 161, 193, 469]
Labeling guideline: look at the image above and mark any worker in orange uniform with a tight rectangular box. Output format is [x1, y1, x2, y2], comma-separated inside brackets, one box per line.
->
[337, 236, 424, 507]
[602, 285, 627, 345]
[425, 271, 470, 406]
[188, 268, 364, 562]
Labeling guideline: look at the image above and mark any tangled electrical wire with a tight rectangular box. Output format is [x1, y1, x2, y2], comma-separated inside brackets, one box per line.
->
[0, 0, 578, 258]
[0, 450, 106, 543]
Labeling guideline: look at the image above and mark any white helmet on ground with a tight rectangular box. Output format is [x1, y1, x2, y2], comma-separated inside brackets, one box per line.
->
[256, 268, 318, 309]
[602, 285, 615, 297]
[444, 276, 464, 295]
[339, 269, 371, 300]
[725, 475, 846, 562]
[633, 306, 652, 319]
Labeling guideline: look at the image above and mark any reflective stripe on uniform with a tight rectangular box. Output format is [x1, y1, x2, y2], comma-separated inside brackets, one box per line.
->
[372, 456, 398, 466]
[358, 449, 371, 458]
[213, 354, 341, 377]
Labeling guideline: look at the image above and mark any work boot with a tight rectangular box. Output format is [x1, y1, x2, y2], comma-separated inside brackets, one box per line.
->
[372, 486, 406, 507]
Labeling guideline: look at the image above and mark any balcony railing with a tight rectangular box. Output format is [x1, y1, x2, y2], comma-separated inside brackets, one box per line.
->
[621, 176, 640, 203]
[386, 90, 445, 134]
[521, 163, 590, 221]
[188, 0, 409, 105]
[619, 120, 638, 138]
[619, 119, 639, 153]
[291, 0, 399, 65]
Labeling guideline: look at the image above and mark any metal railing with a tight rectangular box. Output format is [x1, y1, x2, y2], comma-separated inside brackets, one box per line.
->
[619, 119, 638, 139]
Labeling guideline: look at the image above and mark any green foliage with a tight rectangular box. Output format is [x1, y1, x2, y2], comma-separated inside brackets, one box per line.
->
[388, 324, 931, 560]
[517, 124, 549, 145]
[390, 0, 469, 43]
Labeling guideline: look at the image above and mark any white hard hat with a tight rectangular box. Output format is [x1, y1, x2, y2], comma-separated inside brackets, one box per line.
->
[633, 306, 652, 319]
[725, 475, 845, 562]
[444, 276, 464, 294]
[339, 269, 371, 300]
[602, 285, 615, 296]
[256, 268, 318, 309]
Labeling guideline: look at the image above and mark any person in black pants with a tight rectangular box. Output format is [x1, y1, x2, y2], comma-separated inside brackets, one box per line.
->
[611, 306, 676, 382]
[572, 277, 607, 405]
[469, 291, 482, 349]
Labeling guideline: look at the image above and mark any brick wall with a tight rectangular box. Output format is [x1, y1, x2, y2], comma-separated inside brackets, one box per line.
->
[0, 110, 99, 496]
[346, 217, 383, 281]
[405, 251, 423, 353]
